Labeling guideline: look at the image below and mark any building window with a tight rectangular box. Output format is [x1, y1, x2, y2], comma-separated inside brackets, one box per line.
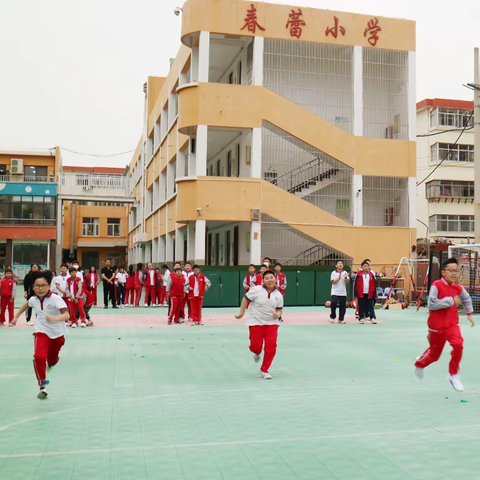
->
[429, 215, 474, 233]
[13, 243, 48, 269]
[426, 180, 474, 199]
[0, 165, 6, 176]
[431, 143, 474, 163]
[82, 217, 99, 236]
[0, 195, 55, 226]
[430, 108, 473, 128]
[107, 218, 121, 237]
[24, 166, 48, 178]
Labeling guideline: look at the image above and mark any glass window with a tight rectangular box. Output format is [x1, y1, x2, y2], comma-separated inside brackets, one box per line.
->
[24, 166, 48, 177]
[32, 196, 44, 203]
[13, 243, 48, 267]
[22, 196, 33, 202]
[0, 165, 6, 175]
[426, 180, 475, 199]
[107, 218, 121, 237]
[82, 217, 99, 236]
[430, 214, 474, 233]
[432, 108, 473, 128]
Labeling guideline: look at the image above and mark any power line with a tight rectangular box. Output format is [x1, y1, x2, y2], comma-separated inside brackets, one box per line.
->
[416, 112, 474, 188]
[417, 126, 474, 137]
[59, 147, 135, 158]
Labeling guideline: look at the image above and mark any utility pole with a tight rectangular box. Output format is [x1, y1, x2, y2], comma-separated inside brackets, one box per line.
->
[474, 48, 480, 243]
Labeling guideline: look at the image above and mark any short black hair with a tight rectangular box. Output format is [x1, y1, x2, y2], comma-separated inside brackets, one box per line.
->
[193, 264, 200, 270]
[69, 267, 77, 273]
[260, 264, 268, 269]
[363, 259, 371, 264]
[174, 262, 182, 267]
[263, 269, 275, 278]
[119, 266, 125, 270]
[361, 261, 369, 267]
[174, 267, 182, 272]
[249, 264, 255, 268]
[263, 257, 272, 262]
[60, 264, 68, 269]
[161, 264, 169, 269]
[442, 258, 458, 270]
[32, 270, 53, 285]
[185, 261, 192, 267]
[4, 268, 12, 274]
[274, 262, 282, 268]
[136, 263, 143, 270]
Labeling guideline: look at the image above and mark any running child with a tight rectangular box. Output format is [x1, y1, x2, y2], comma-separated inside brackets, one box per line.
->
[235, 269, 284, 380]
[66, 267, 86, 328]
[167, 267, 186, 325]
[414, 258, 474, 392]
[0, 268, 16, 326]
[329, 260, 349, 324]
[243, 264, 257, 293]
[11, 270, 69, 400]
[188, 265, 211, 325]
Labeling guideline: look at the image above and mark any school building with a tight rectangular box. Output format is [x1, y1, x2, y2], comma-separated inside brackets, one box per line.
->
[416, 99, 475, 244]
[140, 2, 415, 272]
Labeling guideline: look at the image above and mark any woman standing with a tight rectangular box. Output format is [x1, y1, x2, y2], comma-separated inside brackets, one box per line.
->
[85, 266, 99, 306]
[23, 264, 41, 324]
[125, 265, 135, 306]
[134, 263, 144, 307]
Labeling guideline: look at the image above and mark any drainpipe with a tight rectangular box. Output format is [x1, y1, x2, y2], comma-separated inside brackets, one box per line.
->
[69, 201, 76, 259]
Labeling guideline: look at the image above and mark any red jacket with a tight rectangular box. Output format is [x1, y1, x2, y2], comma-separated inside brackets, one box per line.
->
[134, 270, 143, 287]
[126, 272, 135, 289]
[188, 274, 207, 299]
[356, 271, 376, 299]
[275, 272, 286, 296]
[82, 287, 95, 307]
[67, 277, 83, 298]
[85, 273, 98, 289]
[156, 273, 163, 291]
[169, 275, 185, 297]
[143, 268, 157, 287]
[255, 273, 263, 286]
[0, 278, 16, 297]
[428, 279, 468, 331]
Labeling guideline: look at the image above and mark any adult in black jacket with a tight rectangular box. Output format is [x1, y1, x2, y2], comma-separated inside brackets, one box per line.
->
[23, 264, 41, 323]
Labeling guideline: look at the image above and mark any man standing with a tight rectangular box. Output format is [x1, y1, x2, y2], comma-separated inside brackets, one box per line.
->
[329, 260, 350, 324]
[101, 260, 117, 309]
[235, 270, 284, 380]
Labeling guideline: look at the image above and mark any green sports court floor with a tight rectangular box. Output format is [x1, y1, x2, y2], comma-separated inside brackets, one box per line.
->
[1, 306, 480, 480]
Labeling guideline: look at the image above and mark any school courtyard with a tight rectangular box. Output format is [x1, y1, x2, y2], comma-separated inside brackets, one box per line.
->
[1, 305, 479, 480]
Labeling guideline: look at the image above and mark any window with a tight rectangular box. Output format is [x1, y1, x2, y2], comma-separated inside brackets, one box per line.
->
[430, 108, 473, 128]
[238, 62, 242, 85]
[0, 195, 55, 225]
[13, 243, 48, 267]
[227, 151, 232, 177]
[107, 218, 121, 237]
[216, 160, 221, 176]
[236, 143, 241, 177]
[426, 180, 474, 199]
[228, 72, 234, 84]
[0, 165, 6, 175]
[82, 217, 99, 236]
[431, 143, 474, 163]
[429, 215, 474, 233]
[106, 252, 121, 266]
[25, 166, 48, 178]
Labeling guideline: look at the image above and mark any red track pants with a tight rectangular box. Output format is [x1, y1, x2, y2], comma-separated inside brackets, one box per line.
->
[168, 296, 182, 323]
[91, 287, 97, 306]
[190, 297, 203, 323]
[125, 288, 134, 305]
[415, 324, 464, 375]
[145, 286, 156, 305]
[0, 296, 14, 323]
[33, 332, 65, 385]
[249, 325, 279, 374]
[68, 298, 85, 323]
[134, 286, 143, 307]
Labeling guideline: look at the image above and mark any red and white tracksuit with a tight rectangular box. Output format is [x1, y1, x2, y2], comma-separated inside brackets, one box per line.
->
[0, 278, 16, 323]
[143, 268, 157, 305]
[85, 273, 99, 306]
[66, 276, 86, 323]
[125, 272, 135, 305]
[255, 273, 263, 287]
[182, 271, 194, 319]
[155, 273, 163, 306]
[168, 275, 186, 323]
[188, 274, 211, 323]
[243, 274, 257, 293]
[275, 272, 287, 296]
[415, 279, 473, 375]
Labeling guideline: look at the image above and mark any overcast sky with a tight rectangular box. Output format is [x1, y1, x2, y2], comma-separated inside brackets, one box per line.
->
[1, 0, 479, 168]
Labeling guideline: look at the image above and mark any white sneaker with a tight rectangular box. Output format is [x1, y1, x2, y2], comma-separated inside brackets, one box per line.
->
[371, 319, 378, 324]
[339, 320, 346, 324]
[144, 304, 148, 308]
[253, 354, 261, 363]
[329, 318, 335, 324]
[359, 319, 365, 324]
[260, 371, 272, 380]
[152, 305, 157, 308]
[415, 367, 424, 380]
[37, 388, 48, 400]
[71, 323, 77, 328]
[448, 374, 464, 392]
[68, 320, 72, 327]
[80, 322, 86, 328]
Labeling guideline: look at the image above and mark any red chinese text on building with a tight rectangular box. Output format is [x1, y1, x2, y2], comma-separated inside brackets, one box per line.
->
[325, 16, 346, 39]
[241, 4, 265, 34]
[286, 8, 306, 39]
[364, 18, 382, 46]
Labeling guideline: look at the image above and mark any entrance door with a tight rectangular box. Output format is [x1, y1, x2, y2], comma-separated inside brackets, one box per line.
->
[82, 251, 100, 271]
[233, 226, 239, 266]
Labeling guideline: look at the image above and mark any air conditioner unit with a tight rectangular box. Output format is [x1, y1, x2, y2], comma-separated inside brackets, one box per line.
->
[11, 158, 24, 174]
[251, 209, 260, 221]
[133, 232, 148, 244]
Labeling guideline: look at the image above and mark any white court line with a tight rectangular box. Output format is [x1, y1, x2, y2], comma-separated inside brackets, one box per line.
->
[1, 423, 480, 459]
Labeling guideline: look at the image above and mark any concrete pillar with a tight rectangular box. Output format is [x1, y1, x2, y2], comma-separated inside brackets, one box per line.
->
[250, 128, 262, 179]
[194, 220, 206, 265]
[252, 36, 264, 86]
[408, 51, 417, 142]
[187, 223, 195, 261]
[175, 227, 185, 263]
[353, 46, 363, 137]
[408, 177, 417, 229]
[198, 31, 210, 83]
[196, 125, 208, 176]
[249, 221, 261, 265]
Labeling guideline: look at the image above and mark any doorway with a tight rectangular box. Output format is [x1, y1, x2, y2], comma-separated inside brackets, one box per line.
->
[82, 251, 100, 270]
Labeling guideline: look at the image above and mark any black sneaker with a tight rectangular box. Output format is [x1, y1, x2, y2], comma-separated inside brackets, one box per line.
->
[104, 306, 108, 309]
[168, 321, 172, 325]
[112, 306, 119, 309]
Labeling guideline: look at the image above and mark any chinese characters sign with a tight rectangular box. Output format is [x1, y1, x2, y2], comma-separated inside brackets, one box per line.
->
[240, 5, 383, 47]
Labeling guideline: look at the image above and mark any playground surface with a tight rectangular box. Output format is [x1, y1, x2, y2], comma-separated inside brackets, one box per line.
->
[1, 305, 480, 480]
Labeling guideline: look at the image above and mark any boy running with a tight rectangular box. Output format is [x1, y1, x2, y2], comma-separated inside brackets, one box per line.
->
[235, 270, 283, 380]
[11, 271, 69, 399]
[414, 258, 474, 392]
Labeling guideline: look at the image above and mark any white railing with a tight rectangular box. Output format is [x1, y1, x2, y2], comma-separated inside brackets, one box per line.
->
[58, 173, 134, 199]
[0, 175, 56, 183]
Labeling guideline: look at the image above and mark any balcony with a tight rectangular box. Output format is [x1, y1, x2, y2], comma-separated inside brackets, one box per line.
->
[426, 180, 474, 204]
[0, 218, 56, 226]
[58, 173, 134, 202]
[0, 175, 57, 183]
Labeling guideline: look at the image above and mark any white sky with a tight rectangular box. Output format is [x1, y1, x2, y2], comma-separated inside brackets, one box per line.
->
[1, 0, 479, 168]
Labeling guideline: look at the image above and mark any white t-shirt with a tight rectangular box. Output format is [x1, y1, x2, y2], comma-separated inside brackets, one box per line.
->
[29, 293, 68, 339]
[54, 274, 69, 297]
[162, 270, 171, 286]
[331, 270, 348, 296]
[116, 272, 127, 285]
[363, 273, 371, 294]
[245, 285, 284, 326]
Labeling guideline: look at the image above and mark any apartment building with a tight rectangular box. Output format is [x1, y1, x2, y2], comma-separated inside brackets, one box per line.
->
[127, 0, 417, 271]
[0, 148, 61, 275]
[416, 99, 474, 244]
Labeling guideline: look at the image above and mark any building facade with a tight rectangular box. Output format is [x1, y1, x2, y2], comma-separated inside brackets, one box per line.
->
[416, 99, 474, 244]
[127, 0, 417, 271]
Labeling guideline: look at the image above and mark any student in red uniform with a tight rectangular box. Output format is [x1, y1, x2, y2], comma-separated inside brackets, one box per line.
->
[255, 265, 268, 287]
[155, 268, 163, 307]
[82, 285, 95, 327]
[355, 261, 377, 324]
[273, 263, 287, 322]
[66, 267, 86, 328]
[85, 266, 99, 306]
[134, 263, 144, 307]
[243, 264, 257, 293]
[143, 262, 157, 307]
[167, 267, 186, 325]
[11, 270, 70, 399]
[167, 262, 182, 316]
[188, 265, 211, 325]
[0, 269, 17, 326]
[414, 258, 474, 392]
[182, 262, 194, 321]
[125, 265, 135, 306]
